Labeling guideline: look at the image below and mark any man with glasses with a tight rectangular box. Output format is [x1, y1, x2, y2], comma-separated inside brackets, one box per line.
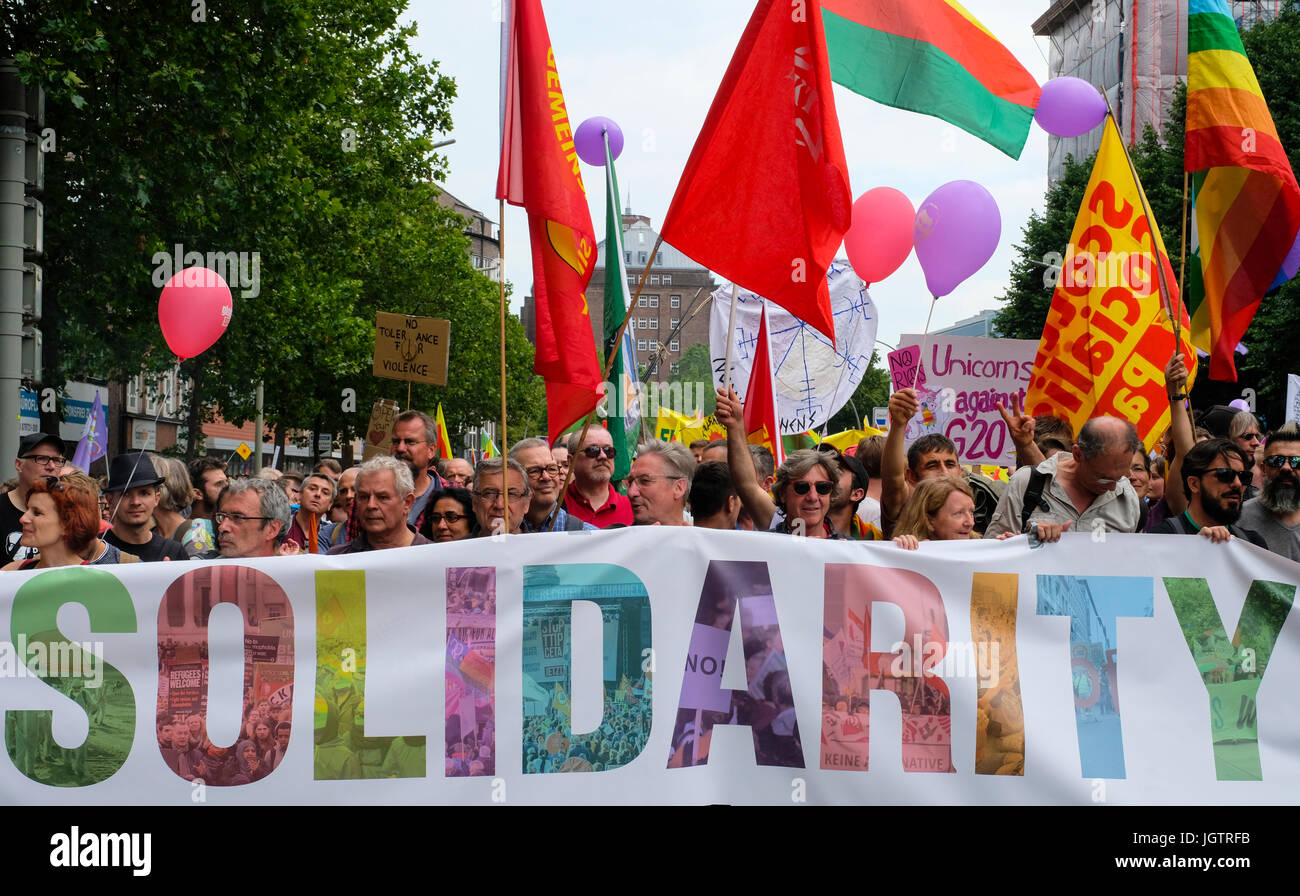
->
[1151, 439, 1265, 546]
[1, 432, 67, 564]
[562, 428, 632, 528]
[211, 478, 292, 558]
[471, 457, 531, 536]
[103, 453, 188, 562]
[508, 438, 595, 532]
[391, 410, 447, 529]
[627, 440, 694, 526]
[1238, 421, 1300, 561]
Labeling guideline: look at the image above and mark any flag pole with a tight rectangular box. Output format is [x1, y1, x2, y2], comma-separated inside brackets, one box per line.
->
[723, 281, 739, 394]
[499, 197, 509, 534]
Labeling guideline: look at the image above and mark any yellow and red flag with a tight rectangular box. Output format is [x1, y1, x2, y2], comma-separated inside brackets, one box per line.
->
[434, 403, 454, 459]
[742, 302, 785, 466]
[497, 0, 600, 441]
[1025, 115, 1197, 450]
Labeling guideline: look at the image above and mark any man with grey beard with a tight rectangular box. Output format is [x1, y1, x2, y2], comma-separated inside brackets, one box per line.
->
[1238, 421, 1300, 562]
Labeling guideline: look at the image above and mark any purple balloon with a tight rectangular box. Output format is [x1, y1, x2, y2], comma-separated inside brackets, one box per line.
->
[574, 116, 624, 167]
[912, 180, 1001, 298]
[1035, 77, 1107, 138]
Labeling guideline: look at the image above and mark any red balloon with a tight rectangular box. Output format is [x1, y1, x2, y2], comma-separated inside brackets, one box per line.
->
[158, 267, 234, 359]
[844, 187, 915, 287]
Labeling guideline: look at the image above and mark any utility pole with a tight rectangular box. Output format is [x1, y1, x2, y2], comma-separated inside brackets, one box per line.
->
[0, 61, 38, 465]
[254, 380, 264, 473]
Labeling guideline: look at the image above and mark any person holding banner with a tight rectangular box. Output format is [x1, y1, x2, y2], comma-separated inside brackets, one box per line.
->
[627, 441, 694, 527]
[471, 457, 530, 537]
[1150, 439, 1264, 546]
[890, 478, 978, 550]
[715, 386, 844, 538]
[984, 417, 1142, 542]
[327, 457, 431, 553]
[419, 487, 477, 543]
[880, 388, 965, 537]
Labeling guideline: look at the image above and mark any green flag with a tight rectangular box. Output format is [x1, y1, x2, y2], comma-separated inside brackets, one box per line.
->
[602, 135, 641, 481]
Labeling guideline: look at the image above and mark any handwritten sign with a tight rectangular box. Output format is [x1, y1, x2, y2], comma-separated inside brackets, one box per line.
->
[888, 345, 928, 391]
[373, 312, 450, 385]
[363, 398, 401, 462]
[901, 334, 1039, 464]
[1288, 374, 1299, 423]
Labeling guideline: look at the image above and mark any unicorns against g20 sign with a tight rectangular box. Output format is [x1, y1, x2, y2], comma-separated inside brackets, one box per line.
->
[0, 529, 1296, 805]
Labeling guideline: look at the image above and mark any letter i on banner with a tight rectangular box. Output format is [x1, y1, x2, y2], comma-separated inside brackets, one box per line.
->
[521, 565, 652, 773]
[446, 568, 497, 777]
[158, 566, 294, 785]
[821, 565, 955, 773]
[1036, 575, 1152, 779]
[668, 560, 803, 769]
[6, 568, 136, 787]
[1163, 577, 1295, 781]
[970, 573, 1025, 775]
[315, 571, 423, 780]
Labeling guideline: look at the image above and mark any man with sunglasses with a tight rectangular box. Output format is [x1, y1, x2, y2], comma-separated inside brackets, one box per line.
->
[1238, 421, 1300, 561]
[1, 432, 68, 564]
[1151, 439, 1265, 546]
[562, 428, 632, 528]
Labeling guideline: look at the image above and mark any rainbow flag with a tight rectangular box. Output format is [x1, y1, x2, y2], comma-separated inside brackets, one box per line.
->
[434, 403, 454, 459]
[821, 0, 1041, 159]
[1185, 0, 1300, 381]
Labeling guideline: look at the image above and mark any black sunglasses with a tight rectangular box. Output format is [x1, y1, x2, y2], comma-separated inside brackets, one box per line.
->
[582, 445, 617, 459]
[1263, 455, 1300, 470]
[1200, 468, 1252, 485]
[792, 480, 833, 496]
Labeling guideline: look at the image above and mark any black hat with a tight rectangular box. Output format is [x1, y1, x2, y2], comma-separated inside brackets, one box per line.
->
[17, 432, 65, 459]
[104, 452, 164, 493]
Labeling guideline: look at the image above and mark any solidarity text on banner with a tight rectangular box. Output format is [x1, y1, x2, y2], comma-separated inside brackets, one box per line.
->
[1026, 115, 1197, 451]
[0, 529, 1296, 805]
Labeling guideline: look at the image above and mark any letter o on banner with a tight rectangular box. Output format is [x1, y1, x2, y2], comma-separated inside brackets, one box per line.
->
[156, 566, 294, 785]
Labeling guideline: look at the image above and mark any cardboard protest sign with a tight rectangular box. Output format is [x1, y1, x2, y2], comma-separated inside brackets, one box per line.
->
[373, 312, 450, 385]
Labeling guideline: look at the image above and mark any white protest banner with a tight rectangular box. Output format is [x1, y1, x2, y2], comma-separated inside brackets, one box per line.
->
[901, 334, 1039, 464]
[1288, 373, 1300, 423]
[1, 529, 1297, 805]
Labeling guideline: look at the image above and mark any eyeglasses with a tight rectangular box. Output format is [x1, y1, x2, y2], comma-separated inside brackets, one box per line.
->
[474, 489, 527, 502]
[1264, 455, 1300, 470]
[1240, 432, 1263, 442]
[525, 465, 560, 479]
[214, 511, 273, 525]
[391, 438, 427, 446]
[1200, 468, 1252, 485]
[43, 476, 65, 492]
[792, 480, 833, 496]
[628, 474, 682, 489]
[428, 511, 467, 524]
[582, 445, 618, 459]
[21, 454, 65, 468]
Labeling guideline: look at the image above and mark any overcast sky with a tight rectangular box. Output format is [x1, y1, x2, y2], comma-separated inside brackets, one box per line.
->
[403, 0, 1056, 353]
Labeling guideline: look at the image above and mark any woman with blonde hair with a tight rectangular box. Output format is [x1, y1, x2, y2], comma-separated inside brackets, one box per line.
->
[892, 477, 977, 550]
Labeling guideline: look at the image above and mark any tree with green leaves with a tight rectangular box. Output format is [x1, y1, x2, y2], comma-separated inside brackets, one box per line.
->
[4, 0, 543, 460]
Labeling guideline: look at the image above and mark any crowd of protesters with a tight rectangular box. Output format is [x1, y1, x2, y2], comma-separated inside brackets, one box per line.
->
[3, 373, 1298, 569]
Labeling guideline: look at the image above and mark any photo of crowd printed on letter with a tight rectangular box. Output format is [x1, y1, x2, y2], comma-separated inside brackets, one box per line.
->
[156, 565, 294, 786]
[446, 566, 496, 777]
[522, 565, 652, 774]
[668, 560, 802, 768]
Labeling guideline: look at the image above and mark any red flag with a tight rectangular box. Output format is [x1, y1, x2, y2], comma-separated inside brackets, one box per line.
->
[660, 0, 851, 343]
[497, 0, 601, 441]
[743, 302, 785, 466]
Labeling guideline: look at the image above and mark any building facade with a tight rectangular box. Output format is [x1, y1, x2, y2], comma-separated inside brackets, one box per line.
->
[435, 188, 501, 282]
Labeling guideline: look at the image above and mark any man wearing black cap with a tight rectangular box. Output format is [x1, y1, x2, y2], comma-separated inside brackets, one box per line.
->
[1, 432, 69, 564]
[103, 453, 188, 562]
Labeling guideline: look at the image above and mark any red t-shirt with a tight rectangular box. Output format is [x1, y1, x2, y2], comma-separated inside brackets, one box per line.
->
[563, 484, 632, 528]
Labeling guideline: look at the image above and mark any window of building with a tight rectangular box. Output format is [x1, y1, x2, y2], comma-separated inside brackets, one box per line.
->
[670, 318, 679, 330]
[639, 252, 647, 264]
[670, 340, 679, 352]
[662, 274, 672, 285]
[650, 274, 659, 285]
[638, 339, 647, 351]
[638, 295, 647, 307]
[671, 362, 680, 376]
[650, 318, 658, 330]
[656, 253, 664, 265]
[628, 275, 637, 285]
[624, 251, 631, 263]
[670, 295, 681, 308]
[649, 340, 658, 351]
[649, 296, 659, 308]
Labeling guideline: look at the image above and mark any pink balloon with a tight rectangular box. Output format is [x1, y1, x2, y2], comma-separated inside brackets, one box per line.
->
[913, 180, 1001, 298]
[574, 116, 624, 167]
[843, 187, 914, 286]
[158, 267, 234, 360]
[1034, 77, 1107, 138]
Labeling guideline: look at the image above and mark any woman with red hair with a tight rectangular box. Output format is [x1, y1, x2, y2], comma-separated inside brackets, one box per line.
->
[2, 472, 126, 569]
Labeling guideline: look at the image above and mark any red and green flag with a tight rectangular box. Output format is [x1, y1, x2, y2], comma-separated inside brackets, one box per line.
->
[1184, 0, 1300, 381]
[821, 0, 1041, 159]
